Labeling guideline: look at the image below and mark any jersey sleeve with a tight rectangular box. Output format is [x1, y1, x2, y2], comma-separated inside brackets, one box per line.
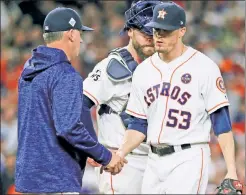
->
[83, 61, 115, 106]
[201, 62, 230, 114]
[125, 73, 148, 119]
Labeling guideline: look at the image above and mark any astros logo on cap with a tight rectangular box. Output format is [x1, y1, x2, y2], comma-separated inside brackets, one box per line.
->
[157, 9, 167, 19]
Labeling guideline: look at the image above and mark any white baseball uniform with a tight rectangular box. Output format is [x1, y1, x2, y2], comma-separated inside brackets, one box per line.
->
[83, 51, 149, 194]
[126, 46, 230, 194]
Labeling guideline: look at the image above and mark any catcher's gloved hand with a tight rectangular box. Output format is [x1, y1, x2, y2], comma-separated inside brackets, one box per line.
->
[216, 178, 243, 194]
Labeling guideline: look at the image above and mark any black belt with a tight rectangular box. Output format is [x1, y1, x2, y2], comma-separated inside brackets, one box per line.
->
[98, 104, 118, 115]
[151, 144, 191, 156]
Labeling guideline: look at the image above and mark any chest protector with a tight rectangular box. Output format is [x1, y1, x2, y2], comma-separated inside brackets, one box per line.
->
[99, 48, 138, 128]
[106, 48, 138, 82]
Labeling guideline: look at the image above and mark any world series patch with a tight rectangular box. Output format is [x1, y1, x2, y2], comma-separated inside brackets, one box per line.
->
[181, 73, 191, 84]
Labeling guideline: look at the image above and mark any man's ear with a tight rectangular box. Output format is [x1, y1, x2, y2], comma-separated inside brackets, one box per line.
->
[127, 28, 134, 38]
[66, 29, 74, 42]
[179, 27, 186, 38]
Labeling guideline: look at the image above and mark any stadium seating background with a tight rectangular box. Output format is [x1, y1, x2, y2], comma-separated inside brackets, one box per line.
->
[1, 1, 245, 194]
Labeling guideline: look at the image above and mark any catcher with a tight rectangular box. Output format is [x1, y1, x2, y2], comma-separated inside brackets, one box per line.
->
[81, 0, 163, 194]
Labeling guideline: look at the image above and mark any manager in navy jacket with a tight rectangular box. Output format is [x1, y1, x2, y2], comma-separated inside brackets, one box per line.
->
[15, 7, 127, 194]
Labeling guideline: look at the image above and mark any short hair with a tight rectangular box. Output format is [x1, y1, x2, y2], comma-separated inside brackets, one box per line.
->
[43, 31, 64, 44]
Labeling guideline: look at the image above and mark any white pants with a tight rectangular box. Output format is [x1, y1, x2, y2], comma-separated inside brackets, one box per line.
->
[95, 154, 148, 194]
[142, 143, 211, 194]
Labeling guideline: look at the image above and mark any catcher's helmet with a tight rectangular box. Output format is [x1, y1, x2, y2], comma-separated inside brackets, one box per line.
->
[121, 0, 163, 36]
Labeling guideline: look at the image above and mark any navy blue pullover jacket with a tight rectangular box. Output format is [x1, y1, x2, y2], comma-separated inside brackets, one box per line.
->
[15, 46, 111, 193]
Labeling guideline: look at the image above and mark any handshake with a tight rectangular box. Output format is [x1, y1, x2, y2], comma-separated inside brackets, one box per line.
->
[87, 150, 128, 175]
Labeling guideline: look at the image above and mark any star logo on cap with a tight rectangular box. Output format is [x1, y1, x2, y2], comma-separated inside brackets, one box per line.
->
[157, 9, 167, 19]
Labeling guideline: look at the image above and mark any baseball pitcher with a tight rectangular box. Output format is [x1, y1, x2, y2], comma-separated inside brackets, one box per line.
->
[116, 2, 243, 194]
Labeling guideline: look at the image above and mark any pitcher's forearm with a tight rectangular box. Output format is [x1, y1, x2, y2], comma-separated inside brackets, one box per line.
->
[217, 131, 237, 178]
[118, 130, 146, 157]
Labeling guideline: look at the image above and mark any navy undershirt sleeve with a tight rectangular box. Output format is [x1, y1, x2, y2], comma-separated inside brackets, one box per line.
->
[210, 106, 232, 136]
[127, 116, 148, 136]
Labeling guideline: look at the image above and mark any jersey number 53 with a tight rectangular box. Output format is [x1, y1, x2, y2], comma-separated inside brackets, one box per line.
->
[166, 109, 191, 130]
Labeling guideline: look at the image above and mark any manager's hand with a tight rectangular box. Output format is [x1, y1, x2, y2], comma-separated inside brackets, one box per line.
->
[101, 150, 128, 175]
[87, 157, 101, 167]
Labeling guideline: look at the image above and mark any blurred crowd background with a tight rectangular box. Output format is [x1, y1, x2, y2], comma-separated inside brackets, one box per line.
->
[1, 0, 245, 194]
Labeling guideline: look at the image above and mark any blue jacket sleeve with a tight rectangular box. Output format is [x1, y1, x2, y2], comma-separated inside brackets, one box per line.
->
[127, 115, 148, 136]
[52, 72, 111, 166]
[210, 106, 232, 136]
[81, 95, 97, 140]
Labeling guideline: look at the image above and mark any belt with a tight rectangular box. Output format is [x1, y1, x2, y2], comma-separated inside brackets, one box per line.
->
[98, 104, 118, 115]
[151, 144, 191, 156]
[105, 146, 148, 156]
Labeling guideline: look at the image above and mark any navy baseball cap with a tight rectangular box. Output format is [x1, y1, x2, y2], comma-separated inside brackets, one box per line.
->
[43, 7, 93, 33]
[145, 1, 186, 31]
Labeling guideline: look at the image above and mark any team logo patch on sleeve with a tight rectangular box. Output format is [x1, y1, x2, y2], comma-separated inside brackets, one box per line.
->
[181, 73, 191, 84]
[216, 77, 226, 93]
